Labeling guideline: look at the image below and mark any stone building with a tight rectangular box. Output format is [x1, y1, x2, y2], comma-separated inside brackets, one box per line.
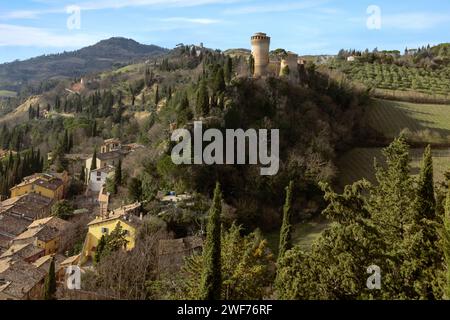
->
[250, 32, 301, 80]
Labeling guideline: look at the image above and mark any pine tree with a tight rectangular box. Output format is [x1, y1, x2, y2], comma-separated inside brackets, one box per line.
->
[43, 257, 57, 300]
[278, 181, 294, 260]
[200, 182, 222, 300]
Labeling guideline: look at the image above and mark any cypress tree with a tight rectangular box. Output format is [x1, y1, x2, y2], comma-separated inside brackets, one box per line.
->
[115, 160, 122, 186]
[196, 80, 209, 117]
[441, 182, 450, 299]
[417, 145, 436, 220]
[91, 120, 97, 137]
[91, 149, 97, 171]
[249, 55, 255, 76]
[224, 56, 232, 83]
[200, 182, 222, 300]
[278, 181, 294, 260]
[155, 85, 160, 106]
[214, 67, 226, 93]
[43, 257, 57, 300]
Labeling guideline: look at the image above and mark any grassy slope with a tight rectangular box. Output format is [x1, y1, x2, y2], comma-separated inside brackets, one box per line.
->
[265, 219, 329, 255]
[0, 90, 16, 98]
[337, 147, 450, 187]
[367, 99, 450, 139]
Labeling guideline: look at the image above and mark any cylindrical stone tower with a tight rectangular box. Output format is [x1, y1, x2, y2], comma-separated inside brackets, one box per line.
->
[280, 51, 299, 78]
[251, 32, 271, 77]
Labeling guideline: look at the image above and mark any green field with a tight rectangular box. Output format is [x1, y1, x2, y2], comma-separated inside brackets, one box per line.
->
[331, 61, 450, 96]
[265, 219, 329, 255]
[0, 90, 17, 98]
[337, 147, 450, 187]
[367, 100, 450, 141]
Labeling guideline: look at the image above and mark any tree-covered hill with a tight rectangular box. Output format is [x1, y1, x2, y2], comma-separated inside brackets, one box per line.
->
[0, 37, 168, 94]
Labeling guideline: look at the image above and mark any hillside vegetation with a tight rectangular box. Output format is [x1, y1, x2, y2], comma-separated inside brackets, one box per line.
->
[337, 147, 450, 187]
[366, 99, 450, 144]
[0, 37, 168, 95]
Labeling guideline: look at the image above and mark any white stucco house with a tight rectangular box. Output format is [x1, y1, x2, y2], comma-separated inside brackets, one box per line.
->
[88, 165, 115, 192]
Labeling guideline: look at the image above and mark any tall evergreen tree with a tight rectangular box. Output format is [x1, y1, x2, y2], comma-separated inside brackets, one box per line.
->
[278, 181, 294, 260]
[196, 80, 209, 117]
[214, 67, 226, 93]
[155, 85, 160, 106]
[224, 56, 232, 83]
[43, 257, 57, 300]
[440, 181, 450, 299]
[91, 149, 97, 171]
[417, 145, 436, 220]
[249, 55, 255, 76]
[200, 182, 222, 300]
[80, 166, 86, 184]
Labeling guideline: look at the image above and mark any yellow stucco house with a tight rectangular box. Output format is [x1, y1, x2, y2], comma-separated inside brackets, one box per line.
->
[10, 172, 68, 201]
[12, 216, 71, 255]
[80, 202, 142, 265]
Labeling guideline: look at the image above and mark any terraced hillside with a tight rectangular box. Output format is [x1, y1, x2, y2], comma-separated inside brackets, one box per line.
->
[330, 60, 450, 98]
[366, 99, 450, 143]
[337, 147, 450, 187]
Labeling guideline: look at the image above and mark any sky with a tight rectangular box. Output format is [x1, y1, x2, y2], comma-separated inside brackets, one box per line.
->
[1, 0, 450, 63]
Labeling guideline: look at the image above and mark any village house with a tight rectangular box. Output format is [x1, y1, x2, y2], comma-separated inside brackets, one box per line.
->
[0, 193, 54, 252]
[0, 257, 47, 300]
[80, 202, 142, 265]
[0, 243, 45, 263]
[12, 217, 71, 255]
[101, 138, 121, 153]
[10, 172, 69, 201]
[88, 165, 115, 192]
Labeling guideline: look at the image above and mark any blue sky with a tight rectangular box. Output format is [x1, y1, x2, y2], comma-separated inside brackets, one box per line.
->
[1, 0, 450, 63]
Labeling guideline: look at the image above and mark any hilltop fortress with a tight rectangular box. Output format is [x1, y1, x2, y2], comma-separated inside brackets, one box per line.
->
[251, 32, 303, 80]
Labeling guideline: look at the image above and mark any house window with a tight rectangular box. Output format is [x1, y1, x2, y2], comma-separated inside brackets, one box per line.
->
[101, 227, 109, 234]
[97, 178, 101, 182]
[97, 172, 101, 177]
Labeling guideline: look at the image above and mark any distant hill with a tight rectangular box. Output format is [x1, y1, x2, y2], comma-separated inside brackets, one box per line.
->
[0, 37, 169, 92]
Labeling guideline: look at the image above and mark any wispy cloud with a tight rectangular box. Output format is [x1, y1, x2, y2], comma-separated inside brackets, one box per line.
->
[2, 0, 243, 20]
[349, 12, 450, 31]
[0, 24, 102, 47]
[382, 13, 450, 30]
[160, 17, 222, 25]
[223, 0, 329, 15]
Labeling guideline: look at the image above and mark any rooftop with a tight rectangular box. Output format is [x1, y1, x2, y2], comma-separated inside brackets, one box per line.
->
[14, 216, 71, 243]
[0, 193, 53, 220]
[0, 243, 44, 261]
[0, 257, 47, 299]
[88, 202, 142, 227]
[96, 151, 122, 161]
[91, 165, 115, 174]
